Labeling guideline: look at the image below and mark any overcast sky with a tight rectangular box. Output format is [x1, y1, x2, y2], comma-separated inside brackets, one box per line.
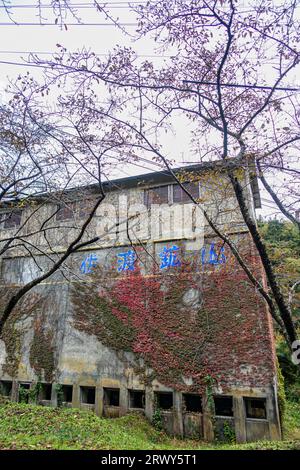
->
[0, 1, 299, 219]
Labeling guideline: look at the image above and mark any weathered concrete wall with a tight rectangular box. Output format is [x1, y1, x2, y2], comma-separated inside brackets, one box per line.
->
[0, 171, 281, 442]
[0, 173, 250, 258]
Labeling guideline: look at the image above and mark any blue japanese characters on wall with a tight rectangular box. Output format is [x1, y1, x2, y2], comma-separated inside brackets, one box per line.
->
[80, 253, 99, 274]
[201, 243, 226, 265]
[159, 246, 181, 270]
[117, 249, 136, 272]
[79, 243, 226, 274]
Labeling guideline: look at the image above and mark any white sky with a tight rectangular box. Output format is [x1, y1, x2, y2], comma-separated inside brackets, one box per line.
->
[0, 1, 299, 219]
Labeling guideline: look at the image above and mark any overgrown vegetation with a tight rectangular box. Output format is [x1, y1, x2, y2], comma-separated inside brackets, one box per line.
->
[72, 239, 275, 393]
[0, 400, 299, 450]
[0, 219, 298, 449]
[152, 407, 163, 431]
[259, 220, 300, 326]
[259, 220, 300, 404]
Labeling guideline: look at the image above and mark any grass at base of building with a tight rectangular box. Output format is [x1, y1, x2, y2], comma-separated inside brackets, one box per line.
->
[0, 399, 299, 450]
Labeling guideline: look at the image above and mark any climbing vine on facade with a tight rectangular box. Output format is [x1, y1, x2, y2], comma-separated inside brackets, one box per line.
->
[72, 235, 276, 392]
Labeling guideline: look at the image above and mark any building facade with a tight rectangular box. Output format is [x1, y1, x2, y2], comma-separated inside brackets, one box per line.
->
[0, 160, 281, 442]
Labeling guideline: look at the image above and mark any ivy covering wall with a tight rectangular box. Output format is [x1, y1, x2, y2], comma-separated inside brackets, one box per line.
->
[0, 286, 55, 381]
[72, 234, 277, 392]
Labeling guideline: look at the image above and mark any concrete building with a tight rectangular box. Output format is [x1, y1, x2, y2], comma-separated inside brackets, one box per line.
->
[0, 160, 281, 442]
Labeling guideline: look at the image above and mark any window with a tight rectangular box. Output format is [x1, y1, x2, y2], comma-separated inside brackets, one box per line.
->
[80, 386, 96, 405]
[214, 396, 233, 417]
[56, 202, 76, 221]
[0, 380, 12, 397]
[173, 182, 199, 204]
[183, 394, 202, 413]
[18, 383, 30, 404]
[144, 186, 169, 208]
[78, 199, 94, 218]
[244, 397, 267, 420]
[39, 383, 52, 401]
[2, 210, 22, 229]
[155, 391, 173, 410]
[61, 385, 73, 403]
[129, 390, 145, 409]
[103, 388, 120, 407]
[144, 182, 199, 208]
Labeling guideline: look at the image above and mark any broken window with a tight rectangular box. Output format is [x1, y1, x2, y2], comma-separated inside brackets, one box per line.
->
[183, 393, 202, 413]
[144, 186, 169, 208]
[244, 397, 267, 420]
[129, 390, 145, 409]
[61, 385, 73, 403]
[103, 388, 120, 407]
[155, 391, 173, 410]
[78, 199, 94, 218]
[18, 383, 31, 404]
[214, 396, 233, 417]
[173, 182, 199, 204]
[0, 380, 12, 397]
[39, 383, 52, 401]
[80, 386, 96, 405]
[56, 202, 76, 221]
[2, 210, 22, 229]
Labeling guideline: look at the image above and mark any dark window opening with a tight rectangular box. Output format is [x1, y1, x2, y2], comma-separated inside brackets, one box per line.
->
[173, 182, 199, 204]
[56, 202, 76, 221]
[245, 397, 267, 420]
[78, 199, 94, 218]
[39, 383, 52, 401]
[0, 380, 12, 397]
[144, 186, 169, 208]
[80, 386, 96, 405]
[3, 210, 22, 229]
[18, 383, 30, 404]
[214, 396, 233, 417]
[155, 392, 173, 410]
[104, 388, 120, 407]
[129, 390, 145, 409]
[183, 393, 202, 413]
[61, 385, 73, 403]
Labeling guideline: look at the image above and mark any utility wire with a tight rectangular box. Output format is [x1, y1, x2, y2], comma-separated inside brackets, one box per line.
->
[0, 3, 296, 11]
[183, 80, 300, 92]
[0, 59, 296, 95]
[0, 1, 147, 6]
[0, 50, 173, 58]
[0, 22, 138, 25]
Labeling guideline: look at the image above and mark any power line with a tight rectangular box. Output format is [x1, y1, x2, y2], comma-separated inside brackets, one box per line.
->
[0, 51, 282, 65]
[0, 50, 172, 58]
[0, 22, 138, 26]
[183, 80, 300, 92]
[0, 58, 172, 70]
[0, 4, 140, 8]
[0, 1, 147, 5]
[0, 2, 297, 11]
[0, 59, 47, 68]
[0, 59, 295, 95]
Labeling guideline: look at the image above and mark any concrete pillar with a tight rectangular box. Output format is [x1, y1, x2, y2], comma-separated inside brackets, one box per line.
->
[202, 391, 214, 442]
[266, 388, 282, 440]
[11, 380, 19, 402]
[145, 386, 154, 421]
[119, 384, 128, 416]
[233, 396, 246, 443]
[51, 382, 58, 407]
[173, 391, 183, 437]
[28, 382, 36, 405]
[95, 386, 104, 417]
[72, 384, 80, 409]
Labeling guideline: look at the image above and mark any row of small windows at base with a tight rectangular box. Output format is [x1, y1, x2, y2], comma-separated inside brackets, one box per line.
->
[0, 380, 268, 419]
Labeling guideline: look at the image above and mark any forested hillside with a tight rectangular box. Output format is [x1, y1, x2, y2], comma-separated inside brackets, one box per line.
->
[259, 219, 300, 401]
